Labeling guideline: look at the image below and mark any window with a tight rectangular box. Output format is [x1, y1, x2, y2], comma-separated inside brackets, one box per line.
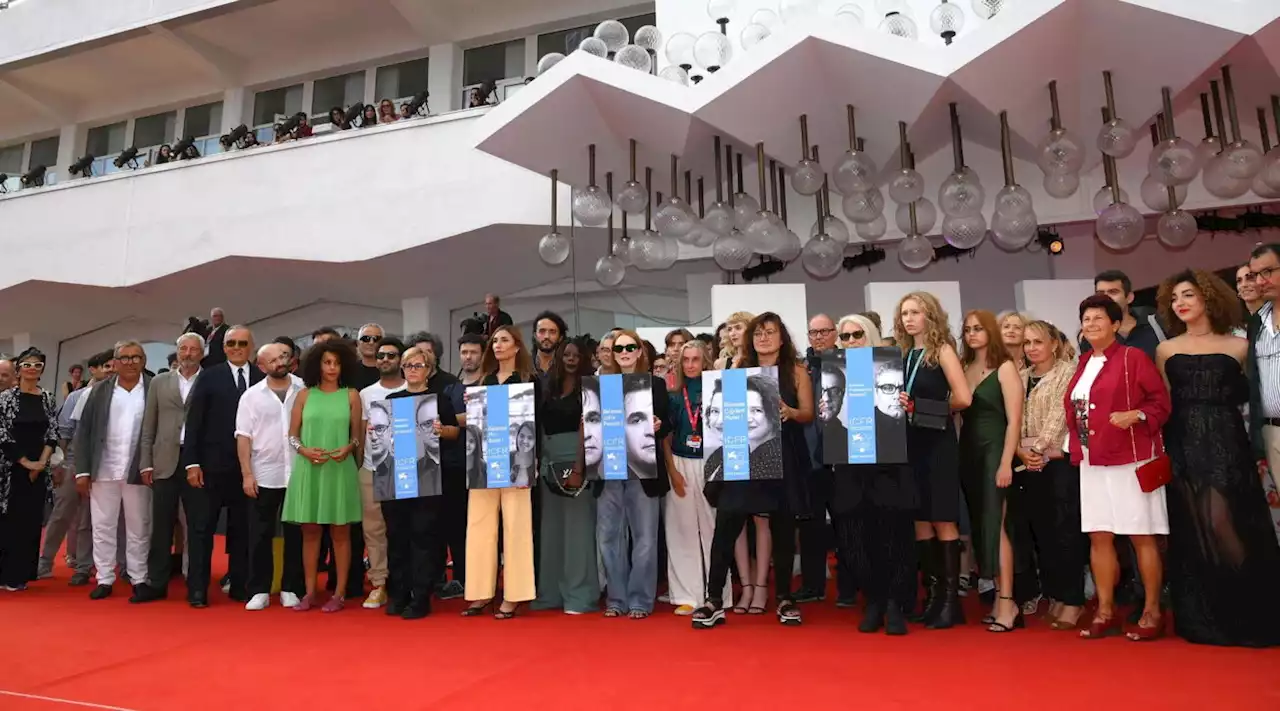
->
[252, 84, 303, 126]
[0, 144, 21, 174]
[538, 24, 593, 58]
[28, 136, 57, 168]
[620, 13, 657, 40]
[86, 121, 126, 158]
[375, 58, 429, 104]
[184, 102, 223, 138]
[463, 38, 526, 88]
[134, 111, 176, 149]
[312, 71, 365, 121]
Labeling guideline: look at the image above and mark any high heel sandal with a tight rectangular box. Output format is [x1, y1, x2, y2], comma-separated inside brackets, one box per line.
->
[493, 602, 521, 620]
[747, 584, 768, 615]
[692, 604, 725, 629]
[732, 584, 754, 614]
[1080, 611, 1123, 639]
[986, 595, 1023, 633]
[1126, 612, 1165, 641]
[461, 600, 493, 617]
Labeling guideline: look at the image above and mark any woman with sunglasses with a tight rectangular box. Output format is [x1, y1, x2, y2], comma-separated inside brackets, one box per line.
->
[0, 348, 58, 591]
[836, 314, 877, 349]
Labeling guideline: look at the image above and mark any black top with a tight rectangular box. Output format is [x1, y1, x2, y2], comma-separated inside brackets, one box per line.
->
[707, 370, 809, 516]
[352, 363, 380, 391]
[202, 324, 228, 368]
[180, 362, 265, 474]
[6, 392, 53, 462]
[541, 379, 582, 437]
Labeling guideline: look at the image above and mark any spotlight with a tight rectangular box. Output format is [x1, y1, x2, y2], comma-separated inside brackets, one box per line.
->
[172, 135, 195, 157]
[113, 146, 139, 169]
[220, 124, 250, 149]
[742, 256, 785, 282]
[0, 173, 8, 193]
[344, 102, 364, 128]
[69, 154, 94, 178]
[20, 164, 45, 187]
[227, 123, 248, 145]
[843, 246, 887, 271]
[1036, 227, 1064, 255]
[276, 113, 301, 136]
[407, 90, 429, 117]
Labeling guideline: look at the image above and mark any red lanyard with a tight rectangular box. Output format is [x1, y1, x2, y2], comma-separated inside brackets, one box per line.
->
[682, 385, 700, 430]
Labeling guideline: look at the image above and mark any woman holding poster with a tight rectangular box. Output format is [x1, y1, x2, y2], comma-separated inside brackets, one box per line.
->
[462, 325, 537, 619]
[693, 313, 814, 630]
[594, 330, 671, 619]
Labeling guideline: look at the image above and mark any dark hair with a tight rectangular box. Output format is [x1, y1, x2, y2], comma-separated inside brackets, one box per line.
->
[545, 337, 589, 402]
[377, 336, 407, 356]
[15, 347, 45, 365]
[480, 325, 534, 381]
[695, 332, 715, 345]
[405, 331, 443, 360]
[960, 309, 1011, 371]
[1094, 269, 1133, 295]
[664, 328, 695, 347]
[1156, 268, 1243, 337]
[533, 311, 568, 340]
[860, 311, 883, 331]
[87, 350, 113, 369]
[643, 340, 658, 363]
[166, 353, 178, 366]
[740, 312, 800, 395]
[1079, 294, 1123, 324]
[68, 363, 83, 374]
[458, 333, 486, 348]
[311, 326, 342, 341]
[1251, 243, 1280, 261]
[300, 339, 360, 388]
[272, 336, 298, 355]
[819, 359, 845, 391]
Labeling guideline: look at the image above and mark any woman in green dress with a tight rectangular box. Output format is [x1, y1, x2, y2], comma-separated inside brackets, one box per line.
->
[284, 339, 364, 613]
[958, 310, 1025, 633]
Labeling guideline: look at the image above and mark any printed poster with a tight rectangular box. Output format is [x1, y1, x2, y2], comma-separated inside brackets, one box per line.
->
[582, 374, 657, 481]
[818, 348, 908, 465]
[701, 366, 783, 482]
[464, 383, 536, 489]
[369, 395, 444, 501]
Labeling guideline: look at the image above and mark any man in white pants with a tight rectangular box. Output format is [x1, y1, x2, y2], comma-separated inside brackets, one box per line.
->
[74, 341, 153, 601]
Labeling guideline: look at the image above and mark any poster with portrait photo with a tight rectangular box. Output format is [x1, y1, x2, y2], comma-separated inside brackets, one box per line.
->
[818, 348, 907, 465]
[372, 394, 444, 502]
[464, 383, 536, 489]
[701, 366, 783, 483]
[581, 374, 657, 481]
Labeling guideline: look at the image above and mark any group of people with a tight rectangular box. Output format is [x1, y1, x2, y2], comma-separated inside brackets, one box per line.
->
[0, 260, 1278, 648]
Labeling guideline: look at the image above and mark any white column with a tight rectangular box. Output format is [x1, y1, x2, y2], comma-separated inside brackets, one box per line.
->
[123, 118, 137, 149]
[172, 109, 187, 142]
[428, 43, 464, 112]
[685, 272, 720, 327]
[363, 67, 377, 106]
[54, 123, 83, 181]
[1015, 279, 1095, 346]
[221, 87, 248, 132]
[865, 281, 963, 339]
[522, 35, 538, 78]
[300, 81, 316, 119]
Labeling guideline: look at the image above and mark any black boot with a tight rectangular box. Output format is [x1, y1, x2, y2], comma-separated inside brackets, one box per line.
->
[858, 599, 885, 633]
[908, 539, 940, 623]
[927, 540, 965, 629]
[884, 600, 908, 636]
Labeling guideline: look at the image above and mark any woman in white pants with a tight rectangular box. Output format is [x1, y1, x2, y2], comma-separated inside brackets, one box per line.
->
[663, 341, 729, 614]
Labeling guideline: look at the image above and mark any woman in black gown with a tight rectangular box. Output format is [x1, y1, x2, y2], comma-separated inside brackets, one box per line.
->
[894, 292, 973, 629]
[0, 347, 59, 591]
[1155, 269, 1280, 646]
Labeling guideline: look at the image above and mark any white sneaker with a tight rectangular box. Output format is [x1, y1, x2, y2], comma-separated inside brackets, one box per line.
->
[280, 591, 300, 608]
[221, 582, 231, 594]
[244, 593, 270, 611]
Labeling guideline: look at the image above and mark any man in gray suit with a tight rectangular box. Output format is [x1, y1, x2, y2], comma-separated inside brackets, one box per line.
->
[132, 333, 204, 603]
[74, 341, 153, 601]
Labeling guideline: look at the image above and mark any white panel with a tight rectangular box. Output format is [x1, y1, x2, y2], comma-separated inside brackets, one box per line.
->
[1015, 279, 1095, 346]
[636, 326, 688, 352]
[710, 283, 808, 348]
[865, 281, 963, 341]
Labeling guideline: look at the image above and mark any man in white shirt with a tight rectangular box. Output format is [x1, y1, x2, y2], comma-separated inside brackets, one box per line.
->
[73, 341, 153, 601]
[236, 343, 305, 610]
[357, 336, 407, 609]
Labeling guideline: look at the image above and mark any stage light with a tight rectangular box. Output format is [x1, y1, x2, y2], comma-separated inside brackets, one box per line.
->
[172, 136, 195, 158]
[1036, 227, 1064, 255]
[20, 164, 45, 187]
[0, 173, 8, 193]
[407, 90, 429, 117]
[277, 114, 301, 136]
[69, 154, 94, 178]
[113, 146, 139, 169]
[344, 102, 364, 128]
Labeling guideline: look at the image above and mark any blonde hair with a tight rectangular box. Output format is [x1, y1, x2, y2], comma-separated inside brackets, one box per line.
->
[718, 311, 755, 366]
[402, 346, 434, 370]
[895, 291, 955, 366]
[997, 311, 1029, 330]
[671, 341, 712, 390]
[1024, 320, 1075, 363]
[836, 314, 883, 347]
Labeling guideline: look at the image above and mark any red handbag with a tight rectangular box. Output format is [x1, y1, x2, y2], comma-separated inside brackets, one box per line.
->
[1123, 348, 1171, 493]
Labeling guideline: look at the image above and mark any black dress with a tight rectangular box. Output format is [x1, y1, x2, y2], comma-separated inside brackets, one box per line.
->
[905, 350, 960, 523]
[1165, 354, 1280, 647]
[0, 391, 55, 587]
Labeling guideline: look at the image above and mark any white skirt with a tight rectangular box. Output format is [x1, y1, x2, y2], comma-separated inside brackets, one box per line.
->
[1078, 452, 1169, 535]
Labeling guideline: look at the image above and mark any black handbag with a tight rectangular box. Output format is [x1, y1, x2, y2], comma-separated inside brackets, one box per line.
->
[909, 397, 950, 430]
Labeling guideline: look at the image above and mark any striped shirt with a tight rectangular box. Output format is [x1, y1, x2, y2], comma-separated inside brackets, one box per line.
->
[1255, 302, 1280, 418]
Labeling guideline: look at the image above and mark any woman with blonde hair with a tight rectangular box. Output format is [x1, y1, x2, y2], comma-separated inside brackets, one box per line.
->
[714, 311, 755, 370]
[836, 314, 882, 350]
[895, 292, 972, 629]
[998, 311, 1030, 367]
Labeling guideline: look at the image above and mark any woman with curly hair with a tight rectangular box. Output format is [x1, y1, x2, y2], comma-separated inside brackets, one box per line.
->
[283, 339, 364, 612]
[1155, 269, 1280, 646]
[895, 292, 972, 629]
[713, 311, 754, 370]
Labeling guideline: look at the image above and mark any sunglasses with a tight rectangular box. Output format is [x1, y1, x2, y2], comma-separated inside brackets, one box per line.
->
[225, 340, 250, 349]
[612, 343, 640, 353]
[359, 335, 381, 343]
[839, 331, 865, 342]
[18, 362, 44, 370]
[375, 352, 400, 360]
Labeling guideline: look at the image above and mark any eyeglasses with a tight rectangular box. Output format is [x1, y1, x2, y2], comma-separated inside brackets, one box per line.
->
[807, 328, 835, 338]
[821, 386, 842, 399]
[403, 363, 428, 371]
[612, 343, 639, 353]
[1249, 267, 1278, 282]
[375, 352, 400, 360]
[839, 331, 865, 342]
[224, 340, 250, 349]
[18, 362, 44, 370]
[358, 335, 381, 343]
[116, 355, 144, 364]
[371, 424, 390, 436]
[876, 383, 902, 395]
[753, 328, 780, 339]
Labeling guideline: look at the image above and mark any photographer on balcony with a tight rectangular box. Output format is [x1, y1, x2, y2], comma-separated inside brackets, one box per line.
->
[276, 112, 313, 144]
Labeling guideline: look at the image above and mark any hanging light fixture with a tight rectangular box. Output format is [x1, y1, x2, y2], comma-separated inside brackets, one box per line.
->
[538, 169, 571, 265]
[713, 142, 754, 270]
[1093, 107, 1131, 215]
[616, 140, 648, 213]
[741, 21, 771, 49]
[834, 3, 865, 28]
[878, 10, 918, 39]
[651, 189, 682, 269]
[1095, 108, 1146, 252]
[1147, 86, 1200, 186]
[1197, 88, 1223, 166]
[833, 105, 878, 195]
[1037, 80, 1085, 181]
[1252, 107, 1280, 199]
[930, 1, 965, 44]
[809, 146, 851, 245]
[634, 25, 663, 73]
[791, 115, 825, 195]
[705, 136, 735, 235]
[732, 150, 761, 230]
[744, 143, 789, 254]
[1097, 71, 1138, 159]
[594, 20, 630, 57]
[991, 111, 1038, 251]
[659, 66, 691, 85]
[694, 31, 732, 73]
[938, 105, 987, 248]
[579, 37, 608, 58]
[536, 53, 565, 76]
[656, 155, 697, 239]
[1202, 76, 1251, 199]
[614, 44, 653, 73]
[1140, 119, 1188, 212]
[572, 145, 612, 226]
[707, 0, 736, 32]
[595, 172, 626, 286]
[1260, 97, 1280, 193]
[665, 32, 696, 71]
[895, 147, 937, 234]
[773, 161, 803, 260]
[888, 122, 925, 204]
[1153, 111, 1197, 248]
[802, 176, 844, 279]
[630, 167, 666, 270]
[971, 0, 1005, 20]
[1216, 65, 1264, 181]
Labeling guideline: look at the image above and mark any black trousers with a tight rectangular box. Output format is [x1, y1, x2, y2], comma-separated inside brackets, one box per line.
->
[0, 467, 46, 587]
[799, 508, 856, 598]
[187, 471, 250, 600]
[319, 523, 366, 597]
[147, 469, 198, 589]
[836, 504, 917, 606]
[706, 509, 796, 606]
[436, 477, 468, 585]
[248, 487, 304, 596]
[382, 495, 443, 605]
[1009, 459, 1088, 606]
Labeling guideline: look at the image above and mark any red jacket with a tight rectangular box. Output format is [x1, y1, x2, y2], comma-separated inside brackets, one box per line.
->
[1063, 341, 1170, 467]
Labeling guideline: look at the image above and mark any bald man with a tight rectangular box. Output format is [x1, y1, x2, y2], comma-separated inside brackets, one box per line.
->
[0, 358, 14, 391]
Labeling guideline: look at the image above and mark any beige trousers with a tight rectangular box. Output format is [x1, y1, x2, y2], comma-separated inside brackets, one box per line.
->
[358, 468, 388, 587]
[465, 488, 535, 602]
[665, 456, 731, 607]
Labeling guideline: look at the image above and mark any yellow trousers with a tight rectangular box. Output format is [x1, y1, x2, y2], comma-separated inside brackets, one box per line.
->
[464, 488, 536, 602]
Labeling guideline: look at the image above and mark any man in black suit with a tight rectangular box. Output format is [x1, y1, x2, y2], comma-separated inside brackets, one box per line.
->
[202, 307, 229, 368]
[181, 325, 263, 607]
[483, 294, 513, 337]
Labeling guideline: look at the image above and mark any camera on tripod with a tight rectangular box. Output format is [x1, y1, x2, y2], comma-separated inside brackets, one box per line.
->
[460, 312, 486, 336]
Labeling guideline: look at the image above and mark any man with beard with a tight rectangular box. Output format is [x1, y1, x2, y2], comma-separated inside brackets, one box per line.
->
[352, 323, 384, 390]
[235, 343, 306, 610]
[356, 337, 406, 609]
[532, 311, 566, 378]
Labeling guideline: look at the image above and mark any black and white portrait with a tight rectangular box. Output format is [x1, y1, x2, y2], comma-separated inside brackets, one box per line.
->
[872, 350, 907, 459]
[701, 369, 784, 482]
[623, 374, 657, 479]
[413, 395, 443, 497]
[818, 358, 849, 465]
[368, 400, 396, 501]
[581, 377, 602, 479]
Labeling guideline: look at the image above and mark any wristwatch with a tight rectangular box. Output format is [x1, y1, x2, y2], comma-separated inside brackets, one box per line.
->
[1136, 411, 1147, 422]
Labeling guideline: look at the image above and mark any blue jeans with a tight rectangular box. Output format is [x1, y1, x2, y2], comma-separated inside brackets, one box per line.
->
[596, 480, 660, 613]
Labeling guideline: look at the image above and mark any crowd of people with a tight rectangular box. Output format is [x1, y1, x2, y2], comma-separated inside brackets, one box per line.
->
[0, 264, 1278, 647]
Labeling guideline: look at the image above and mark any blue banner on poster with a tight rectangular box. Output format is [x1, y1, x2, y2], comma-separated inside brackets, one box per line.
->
[844, 347, 878, 464]
[599, 374, 628, 481]
[390, 397, 419, 498]
[721, 368, 750, 481]
[485, 385, 511, 488]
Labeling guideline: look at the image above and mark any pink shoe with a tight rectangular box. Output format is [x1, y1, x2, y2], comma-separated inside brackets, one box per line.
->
[321, 595, 345, 613]
[292, 595, 315, 612]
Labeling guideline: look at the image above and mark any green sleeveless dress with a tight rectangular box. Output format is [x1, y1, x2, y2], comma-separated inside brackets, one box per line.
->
[282, 387, 362, 525]
[958, 373, 1009, 577]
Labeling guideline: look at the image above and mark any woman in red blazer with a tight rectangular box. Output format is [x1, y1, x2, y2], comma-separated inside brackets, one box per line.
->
[1063, 294, 1171, 641]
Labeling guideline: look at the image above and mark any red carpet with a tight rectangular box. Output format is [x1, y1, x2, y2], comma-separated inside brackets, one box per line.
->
[2, 554, 1278, 711]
